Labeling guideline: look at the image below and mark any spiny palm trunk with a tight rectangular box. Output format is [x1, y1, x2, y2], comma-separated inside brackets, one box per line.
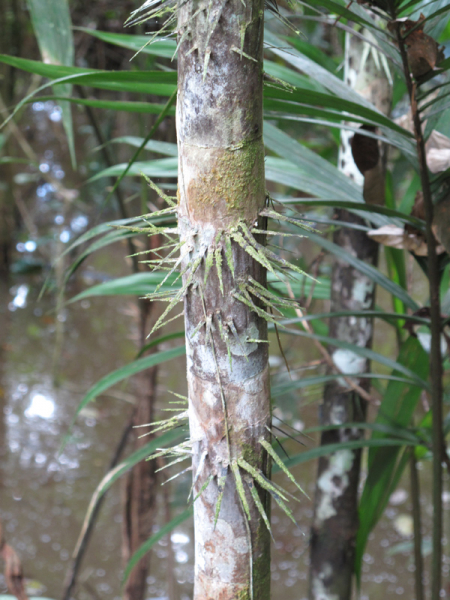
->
[177, 1, 271, 598]
[309, 31, 391, 600]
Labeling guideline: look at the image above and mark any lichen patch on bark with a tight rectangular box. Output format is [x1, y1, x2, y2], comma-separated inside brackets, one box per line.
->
[316, 450, 355, 521]
[179, 142, 265, 229]
[312, 564, 340, 600]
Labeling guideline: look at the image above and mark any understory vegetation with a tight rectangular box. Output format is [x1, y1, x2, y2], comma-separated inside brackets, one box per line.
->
[1, 0, 450, 598]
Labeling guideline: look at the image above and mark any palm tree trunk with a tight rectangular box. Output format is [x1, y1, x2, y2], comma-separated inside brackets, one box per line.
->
[177, 1, 271, 597]
[309, 30, 391, 600]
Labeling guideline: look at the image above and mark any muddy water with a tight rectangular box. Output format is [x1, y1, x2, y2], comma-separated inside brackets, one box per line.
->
[2, 270, 449, 600]
[1, 102, 449, 600]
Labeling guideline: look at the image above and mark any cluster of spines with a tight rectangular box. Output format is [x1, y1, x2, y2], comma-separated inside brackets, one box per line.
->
[125, 179, 311, 555]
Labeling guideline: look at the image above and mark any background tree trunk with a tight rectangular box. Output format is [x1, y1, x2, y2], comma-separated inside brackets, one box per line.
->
[177, 1, 271, 597]
[122, 250, 162, 600]
[309, 30, 391, 600]
[122, 359, 158, 600]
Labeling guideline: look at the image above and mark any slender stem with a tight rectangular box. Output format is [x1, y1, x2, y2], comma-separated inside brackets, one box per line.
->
[98, 89, 177, 220]
[76, 86, 140, 272]
[410, 451, 424, 600]
[394, 19, 443, 600]
[61, 417, 134, 600]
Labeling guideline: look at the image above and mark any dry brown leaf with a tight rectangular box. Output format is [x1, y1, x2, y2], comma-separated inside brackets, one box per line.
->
[367, 224, 427, 255]
[389, 14, 445, 78]
[425, 130, 450, 174]
[394, 111, 450, 173]
[367, 223, 445, 256]
[395, 112, 414, 134]
[410, 191, 425, 221]
[405, 191, 425, 237]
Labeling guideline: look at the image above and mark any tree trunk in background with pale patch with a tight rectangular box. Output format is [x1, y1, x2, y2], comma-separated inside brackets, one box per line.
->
[177, 1, 271, 598]
[309, 29, 391, 600]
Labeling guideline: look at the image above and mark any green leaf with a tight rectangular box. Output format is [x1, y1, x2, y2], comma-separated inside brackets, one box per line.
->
[68, 272, 180, 302]
[271, 373, 420, 398]
[27, 0, 76, 167]
[100, 90, 177, 211]
[264, 59, 326, 92]
[60, 216, 144, 258]
[302, 229, 419, 311]
[264, 87, 413, 141]
[76, 27, 177, 58]
[278, 327, 428, 389]
[64, 229, 137, 281]
[354, 337, 429, 582]
[285, 36, 338, 73]
[302, 421, 423, 444]
[108, 136, 178, 156]
[73, 345, 186, 420]
[73, 428, 186, 561]
[29, 95, 176, 116]
[0, 54, 176, 96]
[386, 538, 432, 557]
[136, 331, 185, 358]
[304, 0, 381, 29]
[268, 272, 331, 301]
[122, 507, 192, 586]
[282, 310, 429, 327]
[87, 158, 178, 182]
[263, 30, 415, 159]
[266, 157, 359, 205]
[280, 438, 416, 471]
[264, 121, 360, 202]
[277, 197, 424, 229]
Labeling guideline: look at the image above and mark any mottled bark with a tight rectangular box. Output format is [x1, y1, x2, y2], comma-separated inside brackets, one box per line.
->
[309, 30, 391, 600]
[177, 1, 271, 598]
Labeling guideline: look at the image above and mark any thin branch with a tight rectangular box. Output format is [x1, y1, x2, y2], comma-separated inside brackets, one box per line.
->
[0, 94, 79, 203]
[394, 18, 444, 600]
[410, 451, 425, 600]
[61, 416, 134, 600]
[284, 281, 377, 404]
[76, 85, 139, 272]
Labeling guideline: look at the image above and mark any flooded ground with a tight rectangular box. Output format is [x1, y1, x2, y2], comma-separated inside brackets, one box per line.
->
[2, 243, 449, 600]
[1, 56, 449, 600]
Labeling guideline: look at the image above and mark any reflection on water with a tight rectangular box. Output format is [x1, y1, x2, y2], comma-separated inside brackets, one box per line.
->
[2, 279, 448, 600]
[25, 393, 56, 420]
[9, 284, 29, 310]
